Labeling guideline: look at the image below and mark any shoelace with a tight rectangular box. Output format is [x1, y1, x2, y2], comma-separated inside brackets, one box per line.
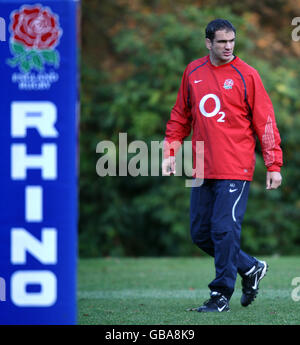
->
[204, 294, 225, 307]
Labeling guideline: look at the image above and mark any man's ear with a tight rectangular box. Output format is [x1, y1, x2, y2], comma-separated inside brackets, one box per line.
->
[205, 38, 212, 50]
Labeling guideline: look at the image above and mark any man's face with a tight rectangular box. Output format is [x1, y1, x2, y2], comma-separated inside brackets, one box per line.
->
[206, 29, 235, 64]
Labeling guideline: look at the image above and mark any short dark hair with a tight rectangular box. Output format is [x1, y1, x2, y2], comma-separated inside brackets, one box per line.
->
[205, 19, 236, 41]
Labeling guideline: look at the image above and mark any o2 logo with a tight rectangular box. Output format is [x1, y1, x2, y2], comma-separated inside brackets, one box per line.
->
[199, 93, 226, 122]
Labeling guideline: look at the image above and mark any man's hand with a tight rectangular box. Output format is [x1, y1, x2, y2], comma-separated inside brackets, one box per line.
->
[266, 171, 282, 190]
[162, 157, 176, 176]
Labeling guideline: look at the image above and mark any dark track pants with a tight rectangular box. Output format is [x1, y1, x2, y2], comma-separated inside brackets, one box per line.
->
[190, 179, 257, 300]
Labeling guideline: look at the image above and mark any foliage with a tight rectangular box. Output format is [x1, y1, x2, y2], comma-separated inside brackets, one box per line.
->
[79, 4, 300, 257]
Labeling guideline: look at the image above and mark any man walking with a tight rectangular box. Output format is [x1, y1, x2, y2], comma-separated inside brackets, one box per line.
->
[162, 19, 283, 312]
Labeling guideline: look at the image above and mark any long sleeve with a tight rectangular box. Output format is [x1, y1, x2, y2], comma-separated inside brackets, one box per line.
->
[164, 65, 192, 158]
[247, 70, 283, 172]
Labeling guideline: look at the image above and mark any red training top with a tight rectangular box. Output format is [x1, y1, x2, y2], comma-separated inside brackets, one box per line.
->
[164, 55, 283, 181]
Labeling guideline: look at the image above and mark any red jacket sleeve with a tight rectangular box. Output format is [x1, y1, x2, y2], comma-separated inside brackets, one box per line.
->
[247, 69, 283, 172]
[164, 65, 192, 158]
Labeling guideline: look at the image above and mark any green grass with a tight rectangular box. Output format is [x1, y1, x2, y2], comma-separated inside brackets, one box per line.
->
[77, 256, 300, 325]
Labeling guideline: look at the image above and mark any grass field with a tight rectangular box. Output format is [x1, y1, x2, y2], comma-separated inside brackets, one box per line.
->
[77, 256, 300, 325]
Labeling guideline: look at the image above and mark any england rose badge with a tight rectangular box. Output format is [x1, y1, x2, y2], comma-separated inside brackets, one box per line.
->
[6, 4, 62, 73]
[223, 79, 234, 90]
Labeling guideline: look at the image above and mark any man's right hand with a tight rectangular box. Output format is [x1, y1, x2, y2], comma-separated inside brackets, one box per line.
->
[162, 157, 176, 176]
[266, 171, 282, 190]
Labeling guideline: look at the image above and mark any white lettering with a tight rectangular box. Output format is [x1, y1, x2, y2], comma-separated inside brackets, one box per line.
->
[11, 271, 57, 307]
[11, 144, 57, 179]
[11, 101, 58, 138]
[10, 100, 59, 309]
[25, 186, 43, 222]
[11, 228, 57, 264]
[105, 330, 139, 343]
[199, 93, 220, 117]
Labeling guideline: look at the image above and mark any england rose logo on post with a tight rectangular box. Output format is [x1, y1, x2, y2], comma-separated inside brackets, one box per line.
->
[6, 4, 62, 73]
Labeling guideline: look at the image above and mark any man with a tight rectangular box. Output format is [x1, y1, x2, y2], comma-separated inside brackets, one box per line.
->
[162, 19, 283, 312]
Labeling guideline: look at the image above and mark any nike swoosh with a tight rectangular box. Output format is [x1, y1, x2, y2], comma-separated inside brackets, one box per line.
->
[252, 265, 266, 289]
[194, 80, 202, 83]
[252, 274, 259, 289]
[229, 188, 238, 193]
[218, 305, 227, 312]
